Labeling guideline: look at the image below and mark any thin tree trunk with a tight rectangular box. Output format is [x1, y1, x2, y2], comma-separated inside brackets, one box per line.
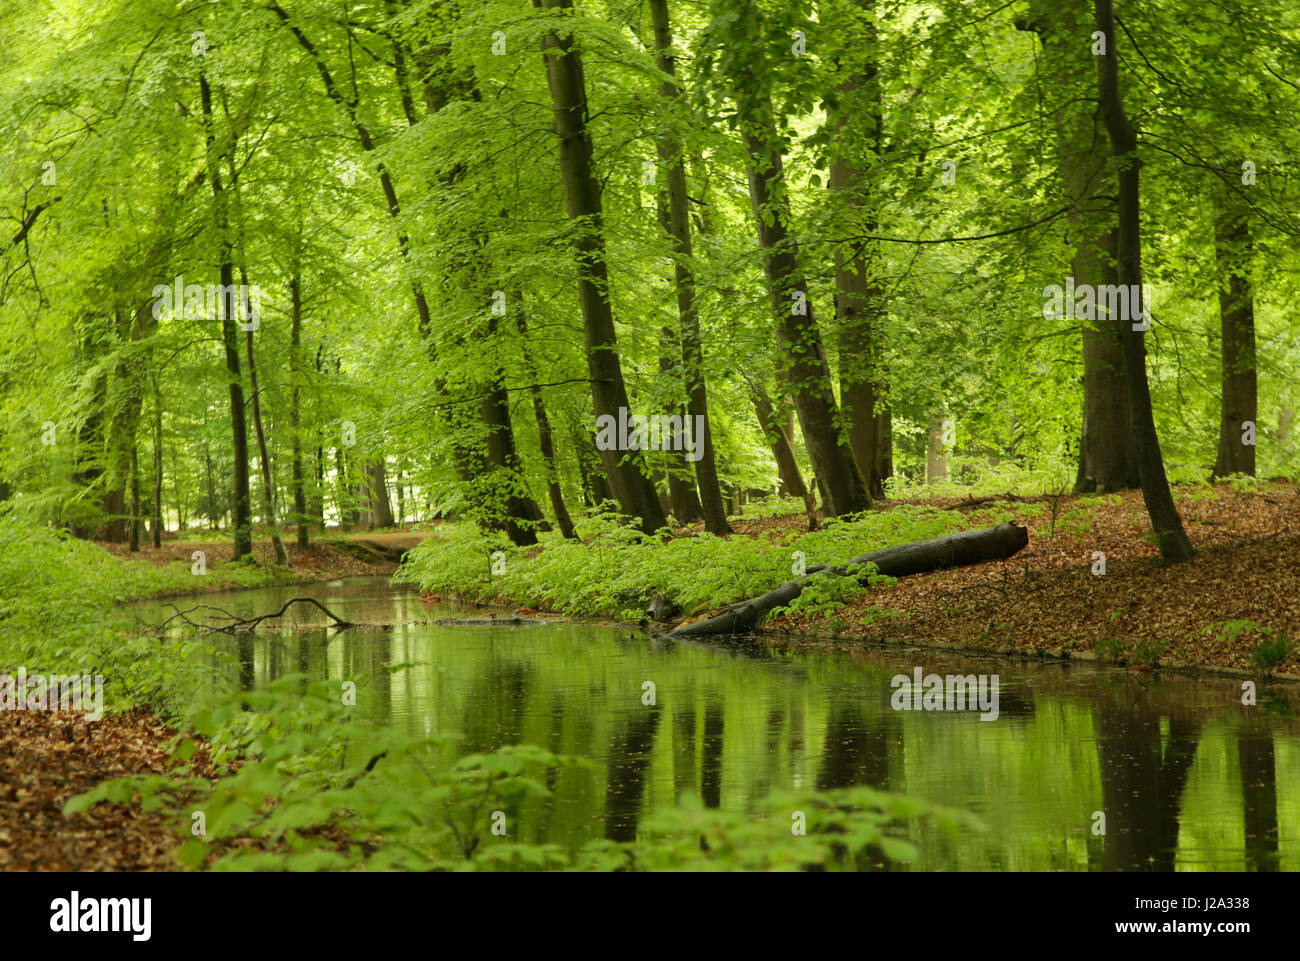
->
[535, 0, 667, 534]
[749, 381, 808, 499]
[151, 374, 163, 547]
[1092, 0, 1193, 563]
[129, 441, 141, 552]
[290, 271, 309, 547]
[1213, 198, 1257, 477]
[649, 0, 729, 533]
[199, 71, 253, 559]
[517, 314, 577, 538]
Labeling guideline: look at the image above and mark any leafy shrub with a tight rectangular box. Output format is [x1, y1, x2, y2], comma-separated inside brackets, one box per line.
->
[1252, 635, 1292, 673]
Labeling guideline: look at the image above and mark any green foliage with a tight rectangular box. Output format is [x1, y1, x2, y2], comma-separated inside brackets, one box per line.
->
[572, 788, 979, 872]
[1251, 635, 1292, 673]
[399, 505, 959, 619]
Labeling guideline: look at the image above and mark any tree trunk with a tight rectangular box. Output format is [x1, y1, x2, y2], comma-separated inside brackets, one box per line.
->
[151, 374, 163, 547]
[830, 1, 888, 500]
[1092, 0, 1193, 563]
[199, 71, 253, 560]
[657, 319, 703, 524]
[535, 0, 667, 534]
[362, 457, 395, 529]
[1213, 198, 1257, 477]
[1019, 1, 1138, 493]
[290, 271, 309, 547]
[649, 0, 729, 534]
[738, 87, 869, 515]
[749, 381, 808, 499]
[667, 522, 1029, 638]
[129, 441, 141, 552]
[926, 413, 949, 484]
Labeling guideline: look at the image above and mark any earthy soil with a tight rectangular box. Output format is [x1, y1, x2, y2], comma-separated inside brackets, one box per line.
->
[757, 483, 1300, 678]
[96, 527, 431, 583]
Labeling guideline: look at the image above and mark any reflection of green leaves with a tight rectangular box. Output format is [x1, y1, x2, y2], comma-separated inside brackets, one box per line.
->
[569, 787, 978, 872]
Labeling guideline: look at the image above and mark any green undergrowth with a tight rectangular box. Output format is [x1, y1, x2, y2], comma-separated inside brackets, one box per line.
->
[65, 675, 977, 871]
[397, 504, 966, 619]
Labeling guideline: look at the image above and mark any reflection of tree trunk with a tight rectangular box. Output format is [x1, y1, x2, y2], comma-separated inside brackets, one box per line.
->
[701, 703, 724, 809]
[1238, 730, 1278, 872]
[238, 634, 255, 699]
[816, 705, 894, 871]
[672, 701, 697, 802]
[816, 706, 890, 790]
[1095, 704, 1200, 871]
[604, 707, 662, 841]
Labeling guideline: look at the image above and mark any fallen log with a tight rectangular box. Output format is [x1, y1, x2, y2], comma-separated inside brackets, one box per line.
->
[664, 522, 1029, 638]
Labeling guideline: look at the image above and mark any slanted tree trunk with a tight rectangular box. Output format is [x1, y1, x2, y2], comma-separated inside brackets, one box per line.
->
[730, 10, 868, 517]
[1092, 0, 1193, 563]
[667, 522, 1029, 638]
[515, 311, 577, 539]
[649, 0, 729, 534]
[748, 380, 808, 500]
[535, 0, 666, 534]
[1213, 197, 1257, 478]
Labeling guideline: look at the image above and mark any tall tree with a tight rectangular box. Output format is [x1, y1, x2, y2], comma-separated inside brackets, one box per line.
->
[199, 70, 253, 560]
[649, 0, 730, 533]
[1092, 0, 1193, 563]
[534, 0, 666, 533]
[717, 0, 870, 517]
[1019, 0, 1138, 493]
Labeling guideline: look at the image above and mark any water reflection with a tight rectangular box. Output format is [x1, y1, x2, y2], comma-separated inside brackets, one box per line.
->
[137, 577, 1300, 871]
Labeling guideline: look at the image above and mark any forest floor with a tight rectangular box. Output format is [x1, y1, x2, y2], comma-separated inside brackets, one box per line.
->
[95, 527, 427, 587]
[0, 707, 354, 871]
[752, 482, 1300, 678]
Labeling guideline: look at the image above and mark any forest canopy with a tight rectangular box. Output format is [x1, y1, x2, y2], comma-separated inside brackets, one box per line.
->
[1, 0, 1295, 557]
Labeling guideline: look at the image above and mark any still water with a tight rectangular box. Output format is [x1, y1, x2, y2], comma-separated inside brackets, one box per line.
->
[140, 576, 1298, 871]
